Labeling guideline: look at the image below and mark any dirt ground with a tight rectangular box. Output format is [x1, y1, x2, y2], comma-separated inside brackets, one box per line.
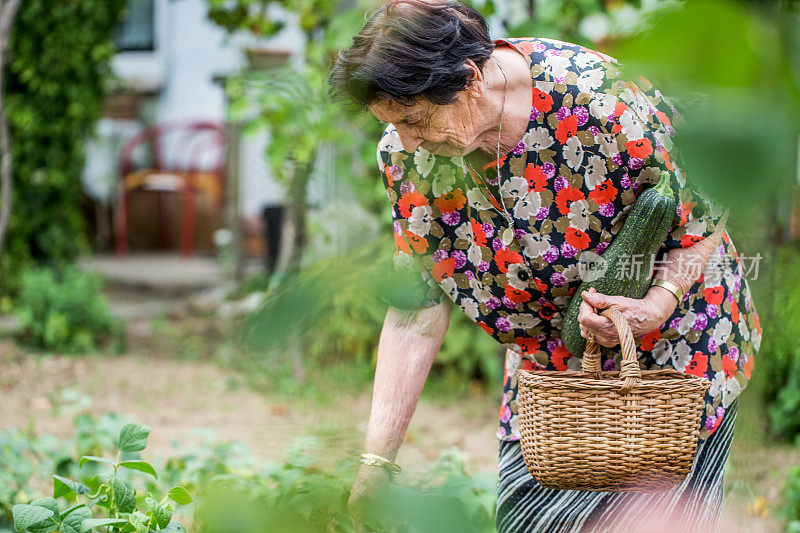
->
[1, 319, 797, 532]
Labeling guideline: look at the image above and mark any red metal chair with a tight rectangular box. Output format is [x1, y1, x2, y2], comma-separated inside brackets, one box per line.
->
[114, 120, 226, 258]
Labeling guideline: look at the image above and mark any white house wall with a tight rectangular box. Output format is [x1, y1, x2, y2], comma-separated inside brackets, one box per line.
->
[89, 0, 304, 220]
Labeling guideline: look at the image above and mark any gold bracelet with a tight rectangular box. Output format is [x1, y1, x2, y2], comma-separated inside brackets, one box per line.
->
[651, 278, 684, 303]
[359, 452, 402, 476]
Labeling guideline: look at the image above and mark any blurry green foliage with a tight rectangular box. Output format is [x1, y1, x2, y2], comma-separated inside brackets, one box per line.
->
[9, 419, 192, 533]
[759, 247, 800, 439]
[784, 458, 800, 532]
[608, 0, 800, 211]
[237, 237, 503, 392]
[3, 407, 496, 533]
[0, 0, 128, 294]
[193, 439, 496, 533]
[13, 266, 122, 354]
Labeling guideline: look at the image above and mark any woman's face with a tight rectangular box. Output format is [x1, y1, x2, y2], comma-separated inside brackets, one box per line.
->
[368, 92, 486, 157]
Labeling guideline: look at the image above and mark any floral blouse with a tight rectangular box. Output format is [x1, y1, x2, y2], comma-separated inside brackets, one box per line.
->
[377, 37, 762, 443]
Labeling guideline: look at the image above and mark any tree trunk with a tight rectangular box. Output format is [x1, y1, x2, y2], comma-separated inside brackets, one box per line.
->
[286, 158, 312, 276]
[0, 0, 22, 265]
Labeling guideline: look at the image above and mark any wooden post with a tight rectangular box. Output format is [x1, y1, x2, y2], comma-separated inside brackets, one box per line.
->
[224, 119, 245, 281]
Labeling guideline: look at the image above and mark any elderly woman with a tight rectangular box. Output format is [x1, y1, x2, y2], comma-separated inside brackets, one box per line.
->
[329, 1, 761, 531]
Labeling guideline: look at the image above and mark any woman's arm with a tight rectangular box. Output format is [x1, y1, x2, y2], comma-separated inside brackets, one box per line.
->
[348, 300, 450, 531]
[577, 220, 726, 347]
[363, 300, 450, 459]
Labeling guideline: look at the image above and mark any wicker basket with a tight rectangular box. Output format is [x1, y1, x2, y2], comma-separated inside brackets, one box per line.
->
[516, 308, 711, 492]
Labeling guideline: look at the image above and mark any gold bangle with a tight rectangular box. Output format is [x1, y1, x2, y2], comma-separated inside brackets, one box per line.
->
[651, 278, 684, 303]
[359, 452, 402, 476]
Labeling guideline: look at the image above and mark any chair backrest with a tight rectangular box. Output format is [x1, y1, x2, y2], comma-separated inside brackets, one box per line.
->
[119, 120, 226, 181]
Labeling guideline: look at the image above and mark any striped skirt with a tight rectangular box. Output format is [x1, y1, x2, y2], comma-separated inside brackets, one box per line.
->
[496, 398, 738, 533]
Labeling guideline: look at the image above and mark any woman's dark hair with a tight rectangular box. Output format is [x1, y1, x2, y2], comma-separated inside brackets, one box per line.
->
[328, 0, 493, 108]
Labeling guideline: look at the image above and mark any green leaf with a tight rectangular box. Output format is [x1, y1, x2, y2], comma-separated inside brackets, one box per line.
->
[78, 456, 113, 469]
[53, 476, 89, 498]
[166, 486, 193, 506]
[11, 504, 53, 533]
[117, 423, 150, 452]
[145, 495, 172, 529]
[60, 508, 91, 533]
[118, 460, 157, 479]
[59, 505, 88, 520]
[28, 498, 58, 517]
[127, 512, 149, 533]
[111, 479, 136, 514]
[161, 523, 186, 533]
[79, 519, 128, 533]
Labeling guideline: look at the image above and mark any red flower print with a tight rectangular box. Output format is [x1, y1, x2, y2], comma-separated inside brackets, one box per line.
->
[640, 329, 661, 351]
[567, 286, 576, 298]
[722, 354, 737, 379]
[679, 201, 696, 226]
[405, 231, 428, 253]
[470, 218, 487, 246]
[625, 138, 653, 159]
[513, 40, 536, 57]
[531, 88, 553, 113]
[478, 322, 494, 335]
[703, 285, 724, 306]
[533, 277, 548, 294]
[384, 165, 394, 187]
[431, 256, 455, 282]
[565, 227, 590, 250]
[434, 188, 466, 213]
[552, 345, 571, 370]
[655, 110, 671, 127]
[681, 234, 703, 247]
[515, 337, 540, 355]
[495, 248, 524, 273]
[754, 312, 762, 334]
[661, 148, 674, 171]
[525, 164, 548, 192]
[743, 355, 754, 379]
[555, 115, 578, 144]
[613, 123, 622, 134]
[555, 186, 585, 215]
[398, 191, 429, 218]
[505, 285, 532, 304]
[394, 232, 411, 255]
[588, 179, 618, 205]
[520, 358, 535, 371]
[729, 300, 739, 323]
[707, 416, 722, 434]
[613, 102, 628, 118]
[539, 302, 557, 320]
[685, 352, 708, 378]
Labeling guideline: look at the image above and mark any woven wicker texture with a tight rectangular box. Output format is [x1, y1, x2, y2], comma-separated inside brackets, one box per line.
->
[517, 308, 711, 492]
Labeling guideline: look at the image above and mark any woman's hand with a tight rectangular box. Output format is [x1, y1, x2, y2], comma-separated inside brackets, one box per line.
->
[348, 464, 392, 533]
[577, 286, 678, 347]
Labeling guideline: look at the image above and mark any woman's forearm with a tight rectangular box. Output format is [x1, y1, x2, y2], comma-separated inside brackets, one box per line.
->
[580, 216, 729, 344]
[649, 215, 728, 301]
[362, 300, 450, 462]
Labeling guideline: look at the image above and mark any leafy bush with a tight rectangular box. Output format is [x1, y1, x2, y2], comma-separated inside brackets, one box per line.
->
[782, 459, 800, 532]
[10, 423, 191, 533]
[1, 0, 127, 293]
[13, 266, 122, 353]
[761, 247, 800, 439]
[4, 410, 497, 533]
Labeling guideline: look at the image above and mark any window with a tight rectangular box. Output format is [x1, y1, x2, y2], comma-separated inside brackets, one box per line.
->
[114, 0, 155, 52]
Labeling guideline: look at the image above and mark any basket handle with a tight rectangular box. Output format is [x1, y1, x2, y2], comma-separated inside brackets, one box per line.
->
[581, 307, 640, 394]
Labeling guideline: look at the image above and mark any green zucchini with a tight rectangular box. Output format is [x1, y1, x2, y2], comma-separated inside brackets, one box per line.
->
[561, 170, 677, 356]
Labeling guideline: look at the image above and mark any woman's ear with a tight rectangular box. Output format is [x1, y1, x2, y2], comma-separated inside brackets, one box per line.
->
[463, 58, 484, 99]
